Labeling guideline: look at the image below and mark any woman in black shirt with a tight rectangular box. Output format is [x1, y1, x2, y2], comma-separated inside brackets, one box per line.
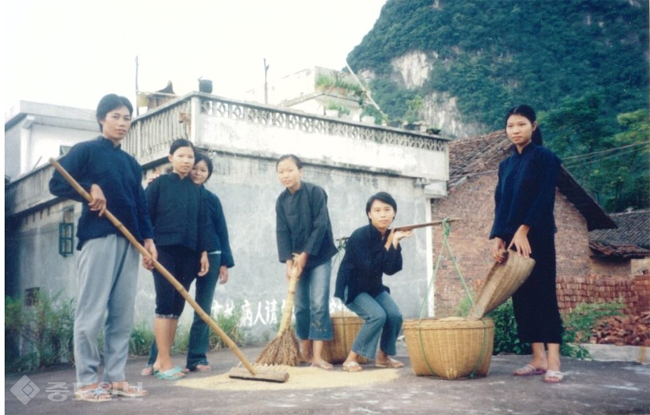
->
[490, 105, 564, 384]
[334, 192, 412, 372]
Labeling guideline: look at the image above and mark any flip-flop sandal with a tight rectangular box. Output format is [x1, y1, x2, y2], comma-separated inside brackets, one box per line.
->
[109, 383, 148, 398]
[513, 364, 547, 376]
[543, 370, 564, 384]
[75, 387, 112, 403]
[141, 365, 156, 376]
[311, 361, 333, 370]
[156, 365, 186, 380]
[375, 358, 404, 368]
[186, 364, 212, 372]
[342, 361, 363, 372]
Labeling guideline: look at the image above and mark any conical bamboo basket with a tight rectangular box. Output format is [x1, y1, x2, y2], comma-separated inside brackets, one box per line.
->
[468, 253, 535, 319]
[403, 317, 494, 379]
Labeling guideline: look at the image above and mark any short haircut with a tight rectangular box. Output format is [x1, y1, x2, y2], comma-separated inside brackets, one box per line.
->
[365, 192, 398, 215]
[96, 94, 133, 131]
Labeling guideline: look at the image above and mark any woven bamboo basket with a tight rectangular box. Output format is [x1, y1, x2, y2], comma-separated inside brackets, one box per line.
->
[468, 253, 535, 319]
[403, 317, 494, 379]
[321, 311, 367, 364]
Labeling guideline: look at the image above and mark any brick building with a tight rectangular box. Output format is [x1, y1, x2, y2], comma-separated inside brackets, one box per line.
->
[426, 131, 650, 316]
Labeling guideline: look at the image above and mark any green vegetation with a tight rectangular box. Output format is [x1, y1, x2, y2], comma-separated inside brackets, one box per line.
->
[5, 292, 75, 372]
[347, 0, 648, 211]
[487, 299, 624, 359]
[5, 293, 249, 372]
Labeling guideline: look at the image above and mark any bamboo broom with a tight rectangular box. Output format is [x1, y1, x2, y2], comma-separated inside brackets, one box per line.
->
[255, 264, 301, 365]
[49, 158, 288, 383]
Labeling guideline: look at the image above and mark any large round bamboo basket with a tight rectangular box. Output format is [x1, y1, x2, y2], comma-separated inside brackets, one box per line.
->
[468, 253, 535, 319]
[403, 317, 494, 379]
[321, 312, 367, 364]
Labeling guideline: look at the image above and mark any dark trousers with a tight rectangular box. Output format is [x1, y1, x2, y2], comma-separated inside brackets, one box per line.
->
[510, 231, 564, 344]
[152, 245, 199, 318]
[148, 253, 220, 368]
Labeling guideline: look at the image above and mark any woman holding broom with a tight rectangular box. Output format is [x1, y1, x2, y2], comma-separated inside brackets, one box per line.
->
[334, 192, 412, 372]
[142, 151, 234, 375]
[490, 104, 564, 384]
[49, 94, 156, 402]
[275, 154, 338, 370]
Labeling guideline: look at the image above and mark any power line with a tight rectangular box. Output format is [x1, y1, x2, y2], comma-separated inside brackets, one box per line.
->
[561, 142, 648, 161]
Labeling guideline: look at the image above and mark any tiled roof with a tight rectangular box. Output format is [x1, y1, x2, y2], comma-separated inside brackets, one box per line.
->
[448, 131, 616, 231]
[589, 241, 650, 259]
[589, 209, 650, 250]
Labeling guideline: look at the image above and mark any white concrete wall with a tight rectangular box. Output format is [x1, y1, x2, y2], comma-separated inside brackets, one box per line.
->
[196, 114, 448, 182]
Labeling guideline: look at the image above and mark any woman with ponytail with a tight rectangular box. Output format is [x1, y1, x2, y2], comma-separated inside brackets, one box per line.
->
[489, 105, 564, 384]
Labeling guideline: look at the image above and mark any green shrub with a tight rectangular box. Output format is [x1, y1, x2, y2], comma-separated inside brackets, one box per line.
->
[129, 322, 156, 356]
[208, 303, 249, 350]
[488, 299, 531, 355]
[5, 292, 75, 372]
[561, 301, 624, 358]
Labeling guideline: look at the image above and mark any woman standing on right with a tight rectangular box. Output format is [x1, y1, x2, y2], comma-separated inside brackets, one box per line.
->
[490, 104, 564, 384]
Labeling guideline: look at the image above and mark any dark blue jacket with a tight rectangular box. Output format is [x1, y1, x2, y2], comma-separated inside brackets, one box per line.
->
[275, 181, 338, 268]
[48, 136, 154, 250]
[490, 143, 561, 240]
[145, 173, 209, 252]
[203, 188, 235, 268]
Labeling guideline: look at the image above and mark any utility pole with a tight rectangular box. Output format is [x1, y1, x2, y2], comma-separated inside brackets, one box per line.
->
[263, 58, 270, 105]
[135, 55, 140, 116]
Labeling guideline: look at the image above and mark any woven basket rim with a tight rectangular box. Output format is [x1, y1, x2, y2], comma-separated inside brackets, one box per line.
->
[403, 317, 494, 329]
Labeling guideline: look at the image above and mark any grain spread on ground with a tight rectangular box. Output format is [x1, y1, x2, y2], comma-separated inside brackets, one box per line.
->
[176, 365, 400, 391]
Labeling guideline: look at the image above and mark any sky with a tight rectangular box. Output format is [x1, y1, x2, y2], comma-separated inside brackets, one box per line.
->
[3, 0, 386, 112]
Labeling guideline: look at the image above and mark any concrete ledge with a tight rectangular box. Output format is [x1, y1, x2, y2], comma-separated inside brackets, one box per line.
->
[582, 343, 649, 364]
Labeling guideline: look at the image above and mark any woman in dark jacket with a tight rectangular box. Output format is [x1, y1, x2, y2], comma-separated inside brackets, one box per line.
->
[334, 192, 412, 372]
[276, 154, 338, 369]
[490, 104, 564, 384]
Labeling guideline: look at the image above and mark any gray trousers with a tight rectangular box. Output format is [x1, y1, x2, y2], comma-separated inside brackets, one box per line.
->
[74, 234, 139, 387]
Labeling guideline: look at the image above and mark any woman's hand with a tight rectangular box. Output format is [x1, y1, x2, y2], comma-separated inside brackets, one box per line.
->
[89, 184, 107, 217]
[508, 225, 532, 258]
[392, 229, 413, 249]
[493, 237, 507, 263]
[198, 251, 209, 276]
[142, 239, 157, 270]
[218, 265, 229, 284]
[292, 252, 308, 277]
[146, 173, 160, 185]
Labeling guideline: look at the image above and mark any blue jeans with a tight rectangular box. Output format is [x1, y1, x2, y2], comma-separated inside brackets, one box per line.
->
[345, 291, 403, 360]
[147, 254, 222, 369]
[186, 253, 221, 369]
[294, 260, 333, 341]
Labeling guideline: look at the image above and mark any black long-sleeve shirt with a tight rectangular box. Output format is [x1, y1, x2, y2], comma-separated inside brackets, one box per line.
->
[48, 136, 154, 250]
[490, 143, 561, 240]
[145, 173, 209, 252]
[334, 224, 403, 304]
[275, 181, 338, 268]
[203, 188, 235, 268]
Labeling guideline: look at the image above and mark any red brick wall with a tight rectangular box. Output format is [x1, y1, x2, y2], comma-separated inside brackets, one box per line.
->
[557, 273, 650, 315]
[430, 174, 591, 316]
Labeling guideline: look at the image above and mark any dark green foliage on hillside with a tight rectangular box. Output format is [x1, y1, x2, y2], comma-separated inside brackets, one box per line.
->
[348, 0, 649, 211]
[349, 0, 647, 129]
